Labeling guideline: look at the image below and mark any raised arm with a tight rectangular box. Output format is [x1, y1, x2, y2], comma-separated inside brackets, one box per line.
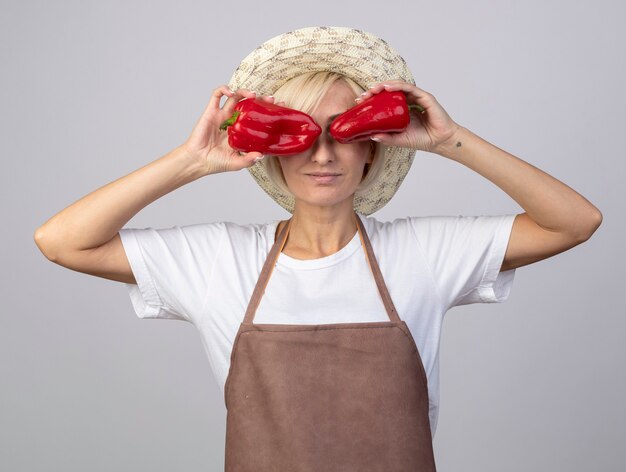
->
[429, 126, 602, 272]
[34, 86, 264, 283]
[359, 80, 603, 272]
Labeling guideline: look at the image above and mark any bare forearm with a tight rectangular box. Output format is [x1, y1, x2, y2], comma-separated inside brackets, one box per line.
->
[35, 146, 207, 257]
[435, 126, 602, 238]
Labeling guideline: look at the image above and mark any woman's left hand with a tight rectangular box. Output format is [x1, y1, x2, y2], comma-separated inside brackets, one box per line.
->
[357, 80, 461, 154]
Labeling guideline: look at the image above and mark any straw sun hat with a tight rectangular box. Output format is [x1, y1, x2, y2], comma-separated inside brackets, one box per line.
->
[228, 26, 417, 216]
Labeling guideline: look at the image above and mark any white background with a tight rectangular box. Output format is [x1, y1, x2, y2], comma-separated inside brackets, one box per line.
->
[3, 0, 623, 470]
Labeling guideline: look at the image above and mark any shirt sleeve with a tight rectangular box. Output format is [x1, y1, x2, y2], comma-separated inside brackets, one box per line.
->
[118, 222, 226, 323]
[408, 214, 517, 310]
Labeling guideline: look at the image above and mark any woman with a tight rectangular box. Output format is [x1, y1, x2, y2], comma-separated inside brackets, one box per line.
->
[34, 27, 602, 470]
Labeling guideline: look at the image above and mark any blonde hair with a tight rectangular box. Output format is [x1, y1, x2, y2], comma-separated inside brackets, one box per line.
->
[262, 71, 388, 203]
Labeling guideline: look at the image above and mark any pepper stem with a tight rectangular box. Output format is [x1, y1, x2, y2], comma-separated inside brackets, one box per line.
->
[219, 111, 241, 130]
[408, 104, 426, 114]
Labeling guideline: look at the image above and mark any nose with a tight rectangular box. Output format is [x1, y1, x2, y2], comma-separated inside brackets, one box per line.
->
[309, 132, 334, 164]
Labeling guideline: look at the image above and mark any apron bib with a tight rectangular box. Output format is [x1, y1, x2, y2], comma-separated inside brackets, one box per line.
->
[224, 213, 436, 471]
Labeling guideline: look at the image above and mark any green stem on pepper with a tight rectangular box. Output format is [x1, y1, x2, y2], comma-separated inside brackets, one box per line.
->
[219, 111, 241, 131]
[408, 104, 426, 114]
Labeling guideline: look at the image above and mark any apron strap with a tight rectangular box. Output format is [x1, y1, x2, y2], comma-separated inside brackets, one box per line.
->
[243, 213, 401, 324]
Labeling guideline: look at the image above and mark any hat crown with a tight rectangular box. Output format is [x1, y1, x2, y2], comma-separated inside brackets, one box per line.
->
[230, 26, 415, 96]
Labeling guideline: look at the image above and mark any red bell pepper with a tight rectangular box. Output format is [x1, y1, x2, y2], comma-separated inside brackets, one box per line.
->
[329, 90, 425, 144]
[219, 98, 322, 156]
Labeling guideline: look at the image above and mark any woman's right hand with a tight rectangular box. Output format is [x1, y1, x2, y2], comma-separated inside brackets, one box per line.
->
[181, 85, 272, 175]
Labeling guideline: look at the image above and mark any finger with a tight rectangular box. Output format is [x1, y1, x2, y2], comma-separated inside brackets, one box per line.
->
[358, 80, 428, 102]
[387, 83, 434, 105]
[234, 88, 257, 99]
[379, 79, 415, 89]
[241, 151, 265, 167]
[356, 88, 385, 103]
[222, 89, 257, 115]
[369, 132, 406, 147]
[369, 133, 389, 143]
[191, 85, 234, 133]
[357, 84, 384, 101]
[208, 85, 236, 110]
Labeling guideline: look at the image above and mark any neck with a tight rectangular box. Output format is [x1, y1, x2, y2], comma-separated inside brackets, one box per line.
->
[284, 200, 359, 258]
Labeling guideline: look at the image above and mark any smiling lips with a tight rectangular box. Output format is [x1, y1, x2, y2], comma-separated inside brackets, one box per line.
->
[307, 173, 341, 183]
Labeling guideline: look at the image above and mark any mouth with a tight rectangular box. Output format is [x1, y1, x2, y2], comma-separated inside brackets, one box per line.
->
[306, 173, 342, 183]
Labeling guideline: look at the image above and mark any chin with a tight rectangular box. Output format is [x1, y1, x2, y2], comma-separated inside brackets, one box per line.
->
[294, 192, 357, 209]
